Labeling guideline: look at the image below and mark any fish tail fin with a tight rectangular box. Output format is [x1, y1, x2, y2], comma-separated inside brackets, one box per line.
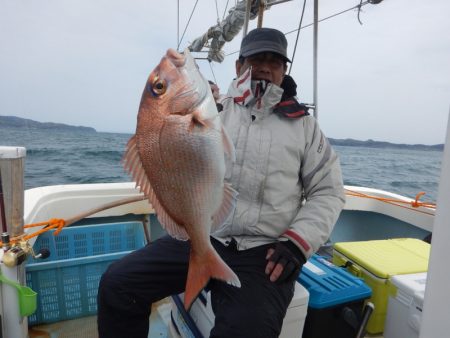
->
[184, 247, 241, 310]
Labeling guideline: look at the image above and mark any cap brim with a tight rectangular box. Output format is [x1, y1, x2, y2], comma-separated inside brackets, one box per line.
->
[241, 48, 291, 63]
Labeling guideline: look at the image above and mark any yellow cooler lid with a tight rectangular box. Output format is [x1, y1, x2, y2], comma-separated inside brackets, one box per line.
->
[333, 238, 430, 279]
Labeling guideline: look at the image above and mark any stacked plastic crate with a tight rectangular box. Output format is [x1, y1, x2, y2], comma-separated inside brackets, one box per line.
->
[26, 221, 147, 325]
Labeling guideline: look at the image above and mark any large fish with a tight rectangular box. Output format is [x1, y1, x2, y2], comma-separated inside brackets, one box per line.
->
[123, 48, 240, 310]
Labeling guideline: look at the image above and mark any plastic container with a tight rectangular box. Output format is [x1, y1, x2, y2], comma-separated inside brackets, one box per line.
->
[26, 221, 146, 325]
[169, 281, 309, 338]
[298, 254, 372, 338]
[0, 273, 37, 316]
[384, 272, 427, 338]
[332, 238, 430, 334]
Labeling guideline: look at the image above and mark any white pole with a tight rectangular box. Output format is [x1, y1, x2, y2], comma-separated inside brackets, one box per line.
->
[419, 111, 450, 337]
[0, 146, 28, 338]
[313, 0, 318, 119]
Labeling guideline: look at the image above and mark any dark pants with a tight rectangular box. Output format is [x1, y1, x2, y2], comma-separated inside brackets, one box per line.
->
[97, 235, 295, 338]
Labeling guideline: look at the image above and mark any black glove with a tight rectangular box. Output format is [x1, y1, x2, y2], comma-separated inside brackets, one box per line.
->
[268, 241, 307, 283]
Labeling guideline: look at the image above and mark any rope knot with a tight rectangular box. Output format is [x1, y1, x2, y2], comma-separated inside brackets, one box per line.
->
[411, 192, 426, 208]
[49, 218, 66, 235]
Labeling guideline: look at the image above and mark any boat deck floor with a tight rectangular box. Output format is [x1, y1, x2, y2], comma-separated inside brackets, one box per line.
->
[28, 299, 171, 338]
[28, 298, 383, 338]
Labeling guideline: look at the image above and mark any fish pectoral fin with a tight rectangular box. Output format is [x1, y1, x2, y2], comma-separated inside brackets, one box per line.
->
[190, 111, 217, 129]
[221, 125, 236, 162]
[146, 187, 189, 240]
[184, 248, 241, 311]
[122, 135, 189, 241]
[211, 183, 238, 231]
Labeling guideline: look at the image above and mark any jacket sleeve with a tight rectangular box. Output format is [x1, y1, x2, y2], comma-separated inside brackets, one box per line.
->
[281, 117, 346, 259]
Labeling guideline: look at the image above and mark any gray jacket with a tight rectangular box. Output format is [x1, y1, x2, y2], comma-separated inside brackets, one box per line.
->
[212, 75, 345, 259]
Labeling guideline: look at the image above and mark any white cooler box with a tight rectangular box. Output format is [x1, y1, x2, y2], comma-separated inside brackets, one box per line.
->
[384, 272, 427, 338]
[168, 282, 309, 338]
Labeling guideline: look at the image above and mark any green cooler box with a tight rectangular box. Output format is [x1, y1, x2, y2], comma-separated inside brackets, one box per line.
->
[332, 238, 430, 334]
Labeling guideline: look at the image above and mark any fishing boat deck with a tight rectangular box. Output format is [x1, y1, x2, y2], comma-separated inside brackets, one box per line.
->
[28, 298, 384, 338]
[28, 299, 172, 338]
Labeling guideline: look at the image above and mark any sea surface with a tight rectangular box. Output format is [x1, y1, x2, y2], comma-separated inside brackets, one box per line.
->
[0, 127, 443, 202]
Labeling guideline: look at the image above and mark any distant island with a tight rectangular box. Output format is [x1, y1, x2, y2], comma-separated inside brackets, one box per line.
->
[0, 115, 96, 133]
[328, 138, 443, 151]
[0, 115, 443, 151]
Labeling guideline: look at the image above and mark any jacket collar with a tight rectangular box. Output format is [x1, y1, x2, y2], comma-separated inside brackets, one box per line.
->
[226, 67, 284, 111]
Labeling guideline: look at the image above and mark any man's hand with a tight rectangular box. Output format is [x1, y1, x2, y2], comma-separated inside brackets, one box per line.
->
[265, 241, 306, 283]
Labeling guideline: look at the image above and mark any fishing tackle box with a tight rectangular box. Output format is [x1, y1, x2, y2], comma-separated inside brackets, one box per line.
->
[332, 238, 430, 334]
[168, 281, 309, 338]
[298, 254, 372, 338]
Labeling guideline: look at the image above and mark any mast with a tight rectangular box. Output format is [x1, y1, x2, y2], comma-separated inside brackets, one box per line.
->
[257, 0, 265, 28]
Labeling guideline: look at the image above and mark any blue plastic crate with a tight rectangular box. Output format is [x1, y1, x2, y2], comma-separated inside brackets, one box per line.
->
[26, 221, 146, 325]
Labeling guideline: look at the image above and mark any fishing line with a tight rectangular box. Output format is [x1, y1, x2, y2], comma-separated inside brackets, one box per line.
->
[177, 0, 200, 51]
[288, 0, 307, 75]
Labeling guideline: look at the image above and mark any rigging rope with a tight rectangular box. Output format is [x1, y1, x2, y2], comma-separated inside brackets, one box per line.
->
[284, 1, 371, 35]
[177, 0, 200, 51]
[226, 1, 372, 58]
[215, 0, 221, 23]
[222, 0, 231, 20]
[177, 0, 180, 49]
[288, 0, 307, 75]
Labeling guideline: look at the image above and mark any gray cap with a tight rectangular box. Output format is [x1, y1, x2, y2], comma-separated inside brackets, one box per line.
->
[239, 27, 291, 62]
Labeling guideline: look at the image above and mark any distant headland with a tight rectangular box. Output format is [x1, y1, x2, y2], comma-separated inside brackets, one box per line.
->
[0, 115, 443, 151]
[0, 115, 96, 133]
[328, 138, 443, 151]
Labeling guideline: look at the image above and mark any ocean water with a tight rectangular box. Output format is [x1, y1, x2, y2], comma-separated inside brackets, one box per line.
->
[0, 127, 443, 202]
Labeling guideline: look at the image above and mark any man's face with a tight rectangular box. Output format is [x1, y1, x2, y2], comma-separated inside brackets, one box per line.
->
[235, 52, 287, 87]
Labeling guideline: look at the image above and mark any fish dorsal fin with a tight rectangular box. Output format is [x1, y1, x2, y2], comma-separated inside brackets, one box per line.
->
[211, 182, 238, 231]
[221, 125, 236, 162]
[123, 135, 189, 240]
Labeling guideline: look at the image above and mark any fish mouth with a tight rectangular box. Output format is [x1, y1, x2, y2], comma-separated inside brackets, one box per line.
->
[169, 49, 210, 116]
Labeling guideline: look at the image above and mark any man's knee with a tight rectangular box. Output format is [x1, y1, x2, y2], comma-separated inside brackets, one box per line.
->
[98, 264, 147, 314]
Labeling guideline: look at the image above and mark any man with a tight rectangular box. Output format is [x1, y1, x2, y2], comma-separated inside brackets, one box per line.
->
[97, 27, 345, 338]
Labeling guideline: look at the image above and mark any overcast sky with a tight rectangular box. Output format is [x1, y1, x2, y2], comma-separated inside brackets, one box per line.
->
[1, 0, 449, 145]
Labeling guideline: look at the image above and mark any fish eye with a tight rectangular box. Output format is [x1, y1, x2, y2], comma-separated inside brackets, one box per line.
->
[151, 77, 167, 96]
